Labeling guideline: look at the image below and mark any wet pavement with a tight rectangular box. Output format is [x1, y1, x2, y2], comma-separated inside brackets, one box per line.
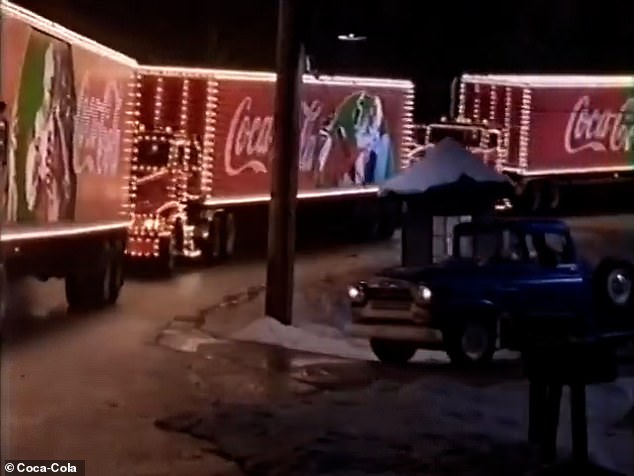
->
[1, 215, 633, 475]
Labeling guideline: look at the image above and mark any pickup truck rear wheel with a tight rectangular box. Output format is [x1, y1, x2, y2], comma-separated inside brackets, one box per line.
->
[370, 339, 417, 365]
[445, 321, 496, 367]
[594, 259, 634, 317]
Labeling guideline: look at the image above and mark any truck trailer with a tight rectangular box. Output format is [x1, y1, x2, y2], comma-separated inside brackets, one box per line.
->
[0, 0, 136, 318]
[126, 65, 415, 273]
[422, 74, 634, 213]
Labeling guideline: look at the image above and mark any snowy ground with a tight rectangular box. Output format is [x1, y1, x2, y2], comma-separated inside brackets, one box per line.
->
[156, 370, 634, 475]
[154, 232, 634, 475]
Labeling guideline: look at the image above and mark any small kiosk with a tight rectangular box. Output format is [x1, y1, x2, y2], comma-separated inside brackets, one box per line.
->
[380, 138, 513, 267]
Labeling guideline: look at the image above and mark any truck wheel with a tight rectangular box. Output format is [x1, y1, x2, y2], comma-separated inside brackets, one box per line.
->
[370, 339, 417, 365]
[202, 218, 222, 263]
[221, 212, 237, 259]
[518, 181, 542, 215]
[376, 215, 397, 240]
[594, 259, 634, 318]
[376, 200, 398, 240]
[157, 231, 178, 277]
[544, 182, 561, 213]
[445, 320, 496, 367]
[107, 240, 125, 305]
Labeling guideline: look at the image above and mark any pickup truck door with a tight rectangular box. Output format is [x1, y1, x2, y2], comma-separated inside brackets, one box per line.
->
[515, 262, 585, 318]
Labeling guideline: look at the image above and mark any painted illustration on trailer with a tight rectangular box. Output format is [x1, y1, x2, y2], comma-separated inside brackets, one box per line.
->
[315, 91, 396, 188]
[6, 28, 78, 223]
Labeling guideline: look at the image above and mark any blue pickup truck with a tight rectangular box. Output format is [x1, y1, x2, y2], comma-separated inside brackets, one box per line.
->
[346, 218, 633, 366]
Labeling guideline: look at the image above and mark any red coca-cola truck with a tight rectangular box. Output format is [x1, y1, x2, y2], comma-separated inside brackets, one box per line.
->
[126, 65, 415, 273]
[422, 74, 634, 212]
[1, 0, 136, 320]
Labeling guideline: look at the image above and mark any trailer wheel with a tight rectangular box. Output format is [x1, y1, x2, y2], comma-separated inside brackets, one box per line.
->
[220, 212, 237, 259]
[65, 242, 120, 310]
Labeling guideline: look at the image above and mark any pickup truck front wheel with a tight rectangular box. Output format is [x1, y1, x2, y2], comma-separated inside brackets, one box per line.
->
[370, 339, 417, 365]
[445, 321, 496, 367]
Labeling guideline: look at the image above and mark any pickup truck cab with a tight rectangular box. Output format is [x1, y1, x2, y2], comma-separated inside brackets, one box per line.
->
[346, 218, 633, 366]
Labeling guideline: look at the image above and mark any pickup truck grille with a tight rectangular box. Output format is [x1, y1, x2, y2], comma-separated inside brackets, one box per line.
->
[367, 288, 412, 301]
[371, 300, 411, 311]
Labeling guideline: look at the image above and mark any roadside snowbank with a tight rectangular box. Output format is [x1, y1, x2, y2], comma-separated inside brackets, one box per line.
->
[229, 316, 520, 364]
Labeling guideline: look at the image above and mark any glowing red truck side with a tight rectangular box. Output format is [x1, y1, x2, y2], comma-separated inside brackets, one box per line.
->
[126, 66, 415, 273]
[1, 0, 136, 317]
[423, 74, 634, 212]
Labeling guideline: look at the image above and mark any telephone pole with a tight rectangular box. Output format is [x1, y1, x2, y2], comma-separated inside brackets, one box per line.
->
[264, 0, 303, 325]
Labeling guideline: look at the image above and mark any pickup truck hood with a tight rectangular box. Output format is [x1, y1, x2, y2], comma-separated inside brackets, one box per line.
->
[378, 259, 478, 284]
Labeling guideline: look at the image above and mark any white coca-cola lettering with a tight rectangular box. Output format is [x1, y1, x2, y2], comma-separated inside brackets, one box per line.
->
[74, 75, 123, 175]
[224, 97, 271, 176]
[224, 96, 329, 176]
[564, 95, 634, 154]
[298, 100, 322, 172]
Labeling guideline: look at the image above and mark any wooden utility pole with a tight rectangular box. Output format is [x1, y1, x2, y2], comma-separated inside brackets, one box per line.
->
[265, 0, 303, 325]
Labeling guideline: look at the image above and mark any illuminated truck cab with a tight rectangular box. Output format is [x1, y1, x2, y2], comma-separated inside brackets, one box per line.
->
[416, 118, 502, 169]
[128, 127, 185, 259]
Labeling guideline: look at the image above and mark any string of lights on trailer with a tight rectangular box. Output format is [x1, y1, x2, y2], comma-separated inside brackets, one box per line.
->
[0, 0, 138, 243]
[457, 73, 634, 176]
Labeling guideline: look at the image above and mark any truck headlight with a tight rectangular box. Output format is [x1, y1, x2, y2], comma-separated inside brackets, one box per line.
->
[416, 285, 432, 303]
[347, 284, 366, 304]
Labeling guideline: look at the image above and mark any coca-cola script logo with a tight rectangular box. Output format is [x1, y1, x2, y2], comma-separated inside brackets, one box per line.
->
[224, 96, 327, 176]
[564, 95, 634, 154]
[74, 74, 123, 175]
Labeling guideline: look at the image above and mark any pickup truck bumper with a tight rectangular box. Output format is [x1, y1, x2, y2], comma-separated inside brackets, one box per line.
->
[347, 303, 443, 345]
[345, 322, 443, 344]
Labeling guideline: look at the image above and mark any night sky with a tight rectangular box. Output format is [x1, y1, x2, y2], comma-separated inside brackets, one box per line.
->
[12, 0, 634, 120]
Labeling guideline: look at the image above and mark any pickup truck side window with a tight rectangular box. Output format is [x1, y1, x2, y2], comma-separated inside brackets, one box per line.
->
[525, 232, 573, 266]
[457, 228, 525, 263]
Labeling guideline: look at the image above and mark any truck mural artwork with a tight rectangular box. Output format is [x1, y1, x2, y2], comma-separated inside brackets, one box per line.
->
[421, 74, 634, 213]
[217, 83, 400, 193]
[125, 67, 414, 274]
[1, 0, 136, 321]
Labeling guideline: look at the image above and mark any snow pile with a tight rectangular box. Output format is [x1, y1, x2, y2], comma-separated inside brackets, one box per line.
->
[228, 316, 519, 365]
[229, 317, 379, 361]
[156, 328, 223, 353]
[157, 375, 634, 475]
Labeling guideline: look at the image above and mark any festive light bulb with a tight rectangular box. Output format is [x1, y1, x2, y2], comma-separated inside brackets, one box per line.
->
[462, 74, 634, 88]
[137, 64, 413, 89]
